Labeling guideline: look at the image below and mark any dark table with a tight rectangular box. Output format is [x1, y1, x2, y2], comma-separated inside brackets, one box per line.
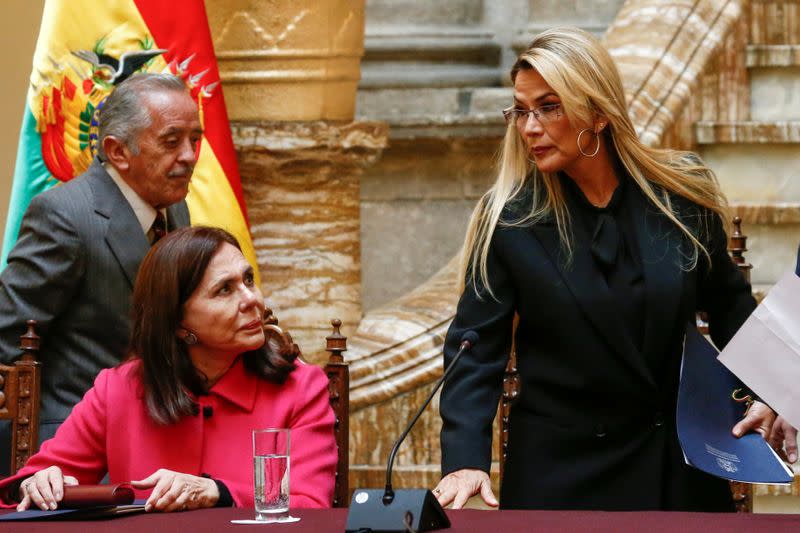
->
[2, 508, 800, 532]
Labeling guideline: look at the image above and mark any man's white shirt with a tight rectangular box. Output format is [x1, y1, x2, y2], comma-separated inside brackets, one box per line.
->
[104, 162, 167, 239]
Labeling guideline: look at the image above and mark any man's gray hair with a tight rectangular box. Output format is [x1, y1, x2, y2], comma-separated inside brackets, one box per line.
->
[96, 73, 189, 161]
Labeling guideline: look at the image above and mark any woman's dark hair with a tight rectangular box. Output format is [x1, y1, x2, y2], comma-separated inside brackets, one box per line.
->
[130, 226, 297, 425]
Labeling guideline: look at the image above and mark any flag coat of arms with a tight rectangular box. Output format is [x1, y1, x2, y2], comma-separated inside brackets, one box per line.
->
[2, 0, 258, 281]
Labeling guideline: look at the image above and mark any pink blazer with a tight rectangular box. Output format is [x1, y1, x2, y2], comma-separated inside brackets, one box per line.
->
[1, 357, 337, 509]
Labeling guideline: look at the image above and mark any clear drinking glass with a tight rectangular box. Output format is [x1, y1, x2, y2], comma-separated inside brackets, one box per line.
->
[253, 428, 290, 522]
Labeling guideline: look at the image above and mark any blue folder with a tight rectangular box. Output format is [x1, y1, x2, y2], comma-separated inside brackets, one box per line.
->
[677, 325, 792, 484]
[0, 500, 146, 521]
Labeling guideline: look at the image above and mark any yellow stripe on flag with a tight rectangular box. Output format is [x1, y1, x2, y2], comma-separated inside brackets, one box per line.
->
[188, 139, 260, 286]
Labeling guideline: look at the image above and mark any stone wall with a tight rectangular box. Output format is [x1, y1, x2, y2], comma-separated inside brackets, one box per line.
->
[360, 137, 494, 310]
[668, 0, 800, 293]
[233, 121, 387, 362]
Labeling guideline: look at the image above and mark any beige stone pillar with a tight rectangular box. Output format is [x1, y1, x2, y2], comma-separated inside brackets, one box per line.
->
[206, 1, 388, 362]
[233, 121, 387, 363]
[207, 0, 365, 121]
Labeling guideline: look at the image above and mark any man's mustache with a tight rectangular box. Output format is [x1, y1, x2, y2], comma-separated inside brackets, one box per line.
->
[168, 166, 194, 178]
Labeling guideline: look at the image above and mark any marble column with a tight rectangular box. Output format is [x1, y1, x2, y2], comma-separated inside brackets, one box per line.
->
[233, 121, 387, 363]
[605, 0, 745, 146]
[206, 1, 388, 362]
[206, 0, 365, 121]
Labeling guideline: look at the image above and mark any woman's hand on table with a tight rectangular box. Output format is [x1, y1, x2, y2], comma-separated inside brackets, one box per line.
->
[732, 401, 776, 440]
[433, 468, 498, 509]
[16, 465, 78, 511]
[131, 469, 219, 512]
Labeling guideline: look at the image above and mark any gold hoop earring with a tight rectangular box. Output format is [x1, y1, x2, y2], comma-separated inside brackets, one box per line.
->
[577, 128, 600, 158]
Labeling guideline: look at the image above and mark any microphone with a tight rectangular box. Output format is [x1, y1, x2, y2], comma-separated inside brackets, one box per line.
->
[346, 331, 479, 533]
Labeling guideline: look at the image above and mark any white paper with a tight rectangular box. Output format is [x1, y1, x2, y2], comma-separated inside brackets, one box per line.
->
[719, 270, 800, 429]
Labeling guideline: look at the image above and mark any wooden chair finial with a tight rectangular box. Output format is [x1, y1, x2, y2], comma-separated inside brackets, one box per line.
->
[324, 319, 349, 507]
[3, 320, 43, 473]
[728, 215, 752, 283]
[18, 319, 40, 362]
[325, 319, 347, 363]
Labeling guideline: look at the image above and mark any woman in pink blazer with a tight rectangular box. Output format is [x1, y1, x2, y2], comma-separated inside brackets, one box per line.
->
[2, 226, 337, 512]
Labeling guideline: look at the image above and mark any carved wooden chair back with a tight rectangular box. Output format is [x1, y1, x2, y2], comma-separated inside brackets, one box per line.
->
[498, 216, 755, 511]
[719, 216, 754, 512]
[0, 320, 42, 475]
[262, 310, 350, 508]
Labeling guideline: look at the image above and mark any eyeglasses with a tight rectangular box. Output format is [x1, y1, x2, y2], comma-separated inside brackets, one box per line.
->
[502, 103, 563, 125]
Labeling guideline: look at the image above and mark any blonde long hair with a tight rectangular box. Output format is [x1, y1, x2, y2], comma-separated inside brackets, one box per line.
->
[460, 27, 729, 297]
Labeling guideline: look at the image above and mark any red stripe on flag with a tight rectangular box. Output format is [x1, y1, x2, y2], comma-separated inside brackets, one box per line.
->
[41, 130, 62, 182]
[133, 0, 248, 225]
[48, 87, 75, 181]
[40, 94, 60, 176]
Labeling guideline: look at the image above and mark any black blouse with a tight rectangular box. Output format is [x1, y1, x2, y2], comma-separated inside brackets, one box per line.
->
[561, 174, 647, 356]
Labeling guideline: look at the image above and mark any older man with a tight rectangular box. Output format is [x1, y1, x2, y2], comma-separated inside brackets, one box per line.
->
[0, 73, 201, 447]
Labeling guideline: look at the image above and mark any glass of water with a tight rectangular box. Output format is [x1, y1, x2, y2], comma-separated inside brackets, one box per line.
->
[253, 428, 290, 522]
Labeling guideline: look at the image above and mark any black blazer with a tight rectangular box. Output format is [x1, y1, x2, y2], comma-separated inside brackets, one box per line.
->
[440, 182, 756, 511]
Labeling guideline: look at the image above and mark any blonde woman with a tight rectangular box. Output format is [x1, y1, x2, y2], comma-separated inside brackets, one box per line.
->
[433, 27, 774, 512]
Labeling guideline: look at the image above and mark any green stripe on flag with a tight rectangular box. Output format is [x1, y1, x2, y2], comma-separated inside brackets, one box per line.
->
[1, 107, 57, 271]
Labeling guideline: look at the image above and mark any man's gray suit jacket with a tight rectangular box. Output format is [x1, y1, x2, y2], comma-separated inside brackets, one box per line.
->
[0, 159, 190, 441]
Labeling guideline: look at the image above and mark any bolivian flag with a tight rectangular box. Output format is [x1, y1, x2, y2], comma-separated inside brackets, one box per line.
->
[1, 0, 258, 283]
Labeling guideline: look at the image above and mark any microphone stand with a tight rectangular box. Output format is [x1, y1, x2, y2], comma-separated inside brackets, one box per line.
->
[383, 336, 475, 504]
[346, 332, 478, 533]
